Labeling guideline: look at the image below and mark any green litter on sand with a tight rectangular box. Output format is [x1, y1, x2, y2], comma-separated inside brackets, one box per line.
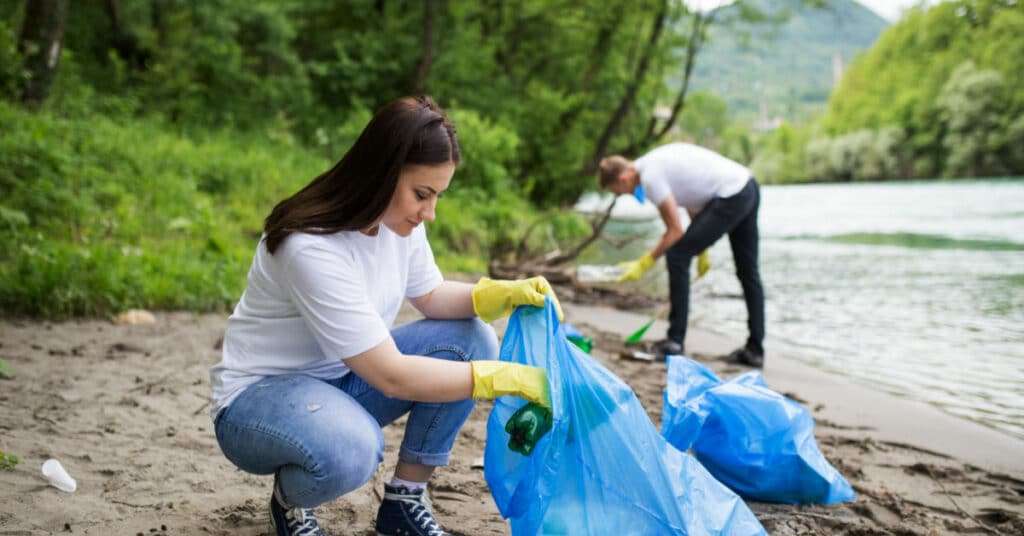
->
[0, 451, 20, 469]
[0, 358, 14, 380]
[624, 302, 670, 344]
[624, 318, 655, 344]
[625, 275, 705, 344]
[566, 334, 594, 354]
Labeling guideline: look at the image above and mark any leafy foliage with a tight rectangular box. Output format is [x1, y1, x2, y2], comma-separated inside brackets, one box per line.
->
[0, 101, 586, 316]
[0, 101, 324, 315]
[3, 0, 703, 206]
[0, 19, 20, 100]
[752, 0, 1024, 183]
[811, 0, 1024, 180]
[0, 450, 20, 469]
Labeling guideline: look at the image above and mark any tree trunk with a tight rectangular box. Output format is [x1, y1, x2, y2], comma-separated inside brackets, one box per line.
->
[104, 0, 124, 34]
[410, 0, 435, 94]
[626, 9, 714, 155]
[103, 0, 148, 70]
[18, 0, 69, 106]
[584, 0, 668, 173]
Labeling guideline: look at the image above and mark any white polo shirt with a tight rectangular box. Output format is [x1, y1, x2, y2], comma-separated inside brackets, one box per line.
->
[635, 143, 751, 214]
[209, 225, 443, 417]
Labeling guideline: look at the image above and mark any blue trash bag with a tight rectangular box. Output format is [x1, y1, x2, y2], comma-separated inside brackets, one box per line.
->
[562, 322, 594, 354]
[562, 322, 585, 340]
[484, 301, 766, 535]
[661, 355, 856, 505]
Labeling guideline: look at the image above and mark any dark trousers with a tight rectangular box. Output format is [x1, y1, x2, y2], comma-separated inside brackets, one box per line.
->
[664, 178, 764, 355]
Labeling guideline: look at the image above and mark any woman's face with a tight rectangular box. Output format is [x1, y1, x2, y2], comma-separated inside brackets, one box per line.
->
[379, 162, 455, 237]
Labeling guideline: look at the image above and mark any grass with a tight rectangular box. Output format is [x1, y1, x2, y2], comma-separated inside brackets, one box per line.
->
[1, 101, 326, 316]
[0, 450, 19, 470]
[0, 102, 589, 317]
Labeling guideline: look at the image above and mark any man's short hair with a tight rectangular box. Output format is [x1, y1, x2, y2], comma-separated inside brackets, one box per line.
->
[598, 155, 632, 188]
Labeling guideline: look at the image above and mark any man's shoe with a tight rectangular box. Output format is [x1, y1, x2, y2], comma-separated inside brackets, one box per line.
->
[728, 347, 764, 368]
[651, 339, 684, 360]
[376, 484, 451, 536]
[269, 482, 325, 536]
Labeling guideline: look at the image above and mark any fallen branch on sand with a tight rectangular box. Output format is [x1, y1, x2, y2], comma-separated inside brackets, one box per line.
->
[487, 197, 660, 311]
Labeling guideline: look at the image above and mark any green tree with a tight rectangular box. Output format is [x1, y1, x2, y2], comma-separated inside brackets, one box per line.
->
[675, 91, 729, 147]
[820, 0, 1024, 178]
[937, 61, 1009, 177]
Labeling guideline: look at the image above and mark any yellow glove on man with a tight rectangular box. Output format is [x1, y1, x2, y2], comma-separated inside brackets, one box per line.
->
[696, 250, 711, 279]
[471, 361, 551, 409]
[617, 253, 655, 282]
[472, 276, 564, 323]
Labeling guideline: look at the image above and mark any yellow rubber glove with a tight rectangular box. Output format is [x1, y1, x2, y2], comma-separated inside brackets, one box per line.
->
[617, 253, 655, 282]
[696, 250, 711, 279]
[472, 276, 564, 323]
[471, 361, 551, 409]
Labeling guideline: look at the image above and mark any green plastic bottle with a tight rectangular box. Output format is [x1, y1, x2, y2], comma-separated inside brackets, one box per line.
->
[505, 402, 553, 456]
[566, 334, 594, 354]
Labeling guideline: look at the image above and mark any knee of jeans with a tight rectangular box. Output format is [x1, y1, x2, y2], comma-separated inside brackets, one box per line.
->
[314, 425, 384, 496]
[464, 318, 499, 361]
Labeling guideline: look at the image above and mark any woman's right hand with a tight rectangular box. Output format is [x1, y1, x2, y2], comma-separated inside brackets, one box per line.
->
[471, 277, 563, 323]
[470, 360, 551, 409]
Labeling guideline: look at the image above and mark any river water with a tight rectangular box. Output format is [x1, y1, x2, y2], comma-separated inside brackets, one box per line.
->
[575, 179, 1024, 439]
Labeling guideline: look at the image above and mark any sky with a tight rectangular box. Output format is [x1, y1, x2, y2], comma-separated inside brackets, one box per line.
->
[683, 0, 940, 22]
[854, 0, 938, 21]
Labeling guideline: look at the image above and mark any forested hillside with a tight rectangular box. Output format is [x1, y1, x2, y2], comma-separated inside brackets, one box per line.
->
[749, 0, 1024, 183]
[692, 0, 887, 124]
[812, 0, 1024, 180]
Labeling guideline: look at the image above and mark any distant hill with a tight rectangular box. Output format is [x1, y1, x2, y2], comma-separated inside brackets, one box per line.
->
[689, 0, 888, 126]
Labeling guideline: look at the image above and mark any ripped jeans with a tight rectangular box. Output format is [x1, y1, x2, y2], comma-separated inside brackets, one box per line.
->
[213, 318, 498, 508]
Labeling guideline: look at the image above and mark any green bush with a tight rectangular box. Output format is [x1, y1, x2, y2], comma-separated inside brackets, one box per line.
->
[0, 20, 19, 100]
[0, 101, 327, 316]
[430, 187, 590, 274]
[0, 103, 586, 317]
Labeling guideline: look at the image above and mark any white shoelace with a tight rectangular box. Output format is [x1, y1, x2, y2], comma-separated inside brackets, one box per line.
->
[382, 491, 448, 536]
[284, 507, 322, 536]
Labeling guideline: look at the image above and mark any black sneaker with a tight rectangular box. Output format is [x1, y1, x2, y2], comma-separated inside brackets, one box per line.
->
[269, 481, 325, 536]
[375, 483, 451, 536]
[651, 339, 684, 360]
[728, 347, 764, 368]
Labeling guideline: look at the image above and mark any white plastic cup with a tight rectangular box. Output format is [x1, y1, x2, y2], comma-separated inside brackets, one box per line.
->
[41, 459, 77, 493]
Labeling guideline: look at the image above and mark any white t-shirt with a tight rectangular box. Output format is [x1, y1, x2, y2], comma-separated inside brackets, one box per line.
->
[209, 225, 443, 417]
[635, 143, 751, 214]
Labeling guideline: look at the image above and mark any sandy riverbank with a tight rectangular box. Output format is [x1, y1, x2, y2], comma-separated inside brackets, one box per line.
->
[1, 304, 1022, 535]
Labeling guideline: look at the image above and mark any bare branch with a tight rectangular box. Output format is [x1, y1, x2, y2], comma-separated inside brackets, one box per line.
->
[541, 196, 618, 266]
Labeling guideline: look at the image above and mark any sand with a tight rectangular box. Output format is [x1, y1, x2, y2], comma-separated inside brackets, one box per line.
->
[1, 303, 1023, 535]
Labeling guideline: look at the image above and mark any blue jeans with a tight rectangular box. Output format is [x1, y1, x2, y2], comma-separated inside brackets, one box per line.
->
[665, 178, 764, 355]
[213, 318, 498, 508]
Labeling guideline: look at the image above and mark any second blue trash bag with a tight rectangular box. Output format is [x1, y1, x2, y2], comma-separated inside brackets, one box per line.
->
[484, 301, 766, 536]
[661, 355, 856, 505]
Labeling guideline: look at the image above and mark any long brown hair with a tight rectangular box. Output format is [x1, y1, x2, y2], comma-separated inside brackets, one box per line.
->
[263, 95, 460, 254]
